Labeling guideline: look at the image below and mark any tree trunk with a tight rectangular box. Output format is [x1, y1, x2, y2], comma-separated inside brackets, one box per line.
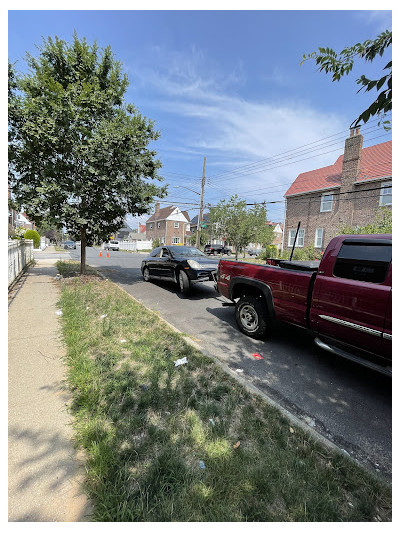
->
[80, 225, 86, 274]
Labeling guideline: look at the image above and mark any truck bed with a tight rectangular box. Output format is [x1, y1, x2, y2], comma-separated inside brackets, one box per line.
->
[218, 259, 317, 329]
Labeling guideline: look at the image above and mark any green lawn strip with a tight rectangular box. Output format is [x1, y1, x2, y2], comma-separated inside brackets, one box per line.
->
[57, 268, 391, 522]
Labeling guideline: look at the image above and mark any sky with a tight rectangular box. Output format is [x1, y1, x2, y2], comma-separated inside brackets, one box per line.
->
[7, 3, 393, 229]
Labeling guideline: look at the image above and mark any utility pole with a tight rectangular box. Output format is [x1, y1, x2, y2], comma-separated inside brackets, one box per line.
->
[196, 156, 206, 248]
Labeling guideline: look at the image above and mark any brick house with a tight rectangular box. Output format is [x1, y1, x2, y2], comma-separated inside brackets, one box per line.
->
[146, 203, 191, 245]
[283, 128, 392, 252]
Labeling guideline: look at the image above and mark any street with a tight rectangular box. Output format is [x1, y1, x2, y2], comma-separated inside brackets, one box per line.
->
[42, 247, 392, 479]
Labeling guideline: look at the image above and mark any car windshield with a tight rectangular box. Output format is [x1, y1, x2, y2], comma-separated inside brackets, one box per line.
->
[171, 246, 206, 257]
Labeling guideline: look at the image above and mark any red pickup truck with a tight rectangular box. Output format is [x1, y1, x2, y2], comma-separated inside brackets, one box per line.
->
[216, 234, 392, 376]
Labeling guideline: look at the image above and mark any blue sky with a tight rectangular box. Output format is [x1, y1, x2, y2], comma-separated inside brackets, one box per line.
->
[8, 5, 392, 228]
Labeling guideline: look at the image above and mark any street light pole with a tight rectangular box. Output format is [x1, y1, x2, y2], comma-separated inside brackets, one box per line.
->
[196, 157, 206, 249]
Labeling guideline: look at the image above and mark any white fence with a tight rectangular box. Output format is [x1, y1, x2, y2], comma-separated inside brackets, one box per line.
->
[8, 239, 34, 288]
[104, 240, 153, 251]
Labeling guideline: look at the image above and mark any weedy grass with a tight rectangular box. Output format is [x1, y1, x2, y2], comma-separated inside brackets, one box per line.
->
[57, 273, 391, 522]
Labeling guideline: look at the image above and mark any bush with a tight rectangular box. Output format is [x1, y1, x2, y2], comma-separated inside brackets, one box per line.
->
[24, 229, 41, 248]
[280, 244, 322, 261]
[261, 244, 278, 260]
[152, 238, 160, 249]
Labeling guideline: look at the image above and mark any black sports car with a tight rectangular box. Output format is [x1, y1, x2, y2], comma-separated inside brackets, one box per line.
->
[141, 245, 219, 295]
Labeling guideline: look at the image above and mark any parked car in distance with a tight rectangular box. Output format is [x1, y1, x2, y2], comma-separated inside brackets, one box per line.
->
[142, 245, 219, 295]
[64, 240, 76, 249]
[104, 241, 119, 251]
[204, 244, 232, 256]
[246, 248, 261, 257]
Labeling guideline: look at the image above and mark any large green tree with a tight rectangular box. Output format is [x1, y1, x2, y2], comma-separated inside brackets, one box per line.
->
[301, 30, 392, 128]
[208, 195, 272, 259]
[9, 34, 166, 272]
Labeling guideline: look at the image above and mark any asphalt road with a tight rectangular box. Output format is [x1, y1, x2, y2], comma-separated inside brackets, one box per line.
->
[45, 247, 392, 479]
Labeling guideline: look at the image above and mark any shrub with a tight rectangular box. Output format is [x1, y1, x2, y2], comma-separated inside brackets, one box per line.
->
[152, 238, 160, 249]
[24, 229, 41, 248]
[261, 244, 278, 260]
[280, 244, 321, 261]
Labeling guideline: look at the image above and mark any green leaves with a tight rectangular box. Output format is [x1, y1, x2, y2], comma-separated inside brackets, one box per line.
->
[301, 30, 392, 128]
[9, 33, 166, 270]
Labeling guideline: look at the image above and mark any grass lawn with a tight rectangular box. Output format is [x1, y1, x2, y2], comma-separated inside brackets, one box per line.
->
[56, 261, 391, 522]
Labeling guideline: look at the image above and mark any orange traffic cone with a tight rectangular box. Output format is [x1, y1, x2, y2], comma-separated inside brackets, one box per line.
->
[106, 251, 110, 258]
[99, 251, 102, 257]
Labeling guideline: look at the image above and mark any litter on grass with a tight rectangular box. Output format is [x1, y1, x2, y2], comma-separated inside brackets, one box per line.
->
[174, 357, 188, 367]
[252, 353, 264, 360]
[235, 368, 244, 373]
[199, 461, 206, 469]
[209, 419, 215, 426]
[55, 309, 63, 316]
[233, 441, 240, 449]
[100, 314, 108, 319]
[120, 339, 127, 343]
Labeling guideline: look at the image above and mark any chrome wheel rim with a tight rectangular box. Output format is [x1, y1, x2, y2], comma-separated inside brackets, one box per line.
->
[143, 268, 150, 281]
[239, 304, 258, 331]
[179, 272, 185, 291]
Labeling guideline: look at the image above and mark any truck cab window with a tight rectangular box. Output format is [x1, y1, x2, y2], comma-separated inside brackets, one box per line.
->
[333, 242, 391, 283]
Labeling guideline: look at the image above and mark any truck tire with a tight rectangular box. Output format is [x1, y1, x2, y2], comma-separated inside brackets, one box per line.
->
[235, 295, 269, 339]
[178, 270, 191, 295]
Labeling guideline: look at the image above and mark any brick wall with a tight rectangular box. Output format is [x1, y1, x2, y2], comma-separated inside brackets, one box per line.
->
[146, 220, 189, 245]
[284, 130, 391, 251]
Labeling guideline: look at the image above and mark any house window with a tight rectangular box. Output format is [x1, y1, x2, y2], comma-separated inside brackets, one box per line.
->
[315, 228, 324, 248]
[172, 237, 180, 244]
[288, 229, 305, 247]
[157, 222, 161, 228]
[320, 193, 333, 212]
[149, 224, 153, 229]
[174, 222, 179, 228]
[379, 182, 392, 206]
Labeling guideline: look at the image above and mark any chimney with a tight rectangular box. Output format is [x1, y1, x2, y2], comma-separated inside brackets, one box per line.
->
[341, 128, 363, 193]
[334, 128, 363, 228]
[155, 202, 160, 218]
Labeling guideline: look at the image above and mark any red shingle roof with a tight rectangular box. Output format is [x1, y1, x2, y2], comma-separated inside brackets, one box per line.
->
[285, 140, 392, 197]
[146, 206, 190, 223]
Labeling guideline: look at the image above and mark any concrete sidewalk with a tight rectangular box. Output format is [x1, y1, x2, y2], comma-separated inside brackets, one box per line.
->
[8, 257, 92, 521]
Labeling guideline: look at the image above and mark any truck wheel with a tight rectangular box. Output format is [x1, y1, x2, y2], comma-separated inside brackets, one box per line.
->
[178, 270, 191, 295]
[235, 295, 269, 339]
[143, 267, 151, 282]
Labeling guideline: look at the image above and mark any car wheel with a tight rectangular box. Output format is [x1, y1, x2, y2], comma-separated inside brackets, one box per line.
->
[235, 295, 269, 339]
[178, 270, 190, 295]
[143, 267, 151, 282]
[227, 250, 232, 256]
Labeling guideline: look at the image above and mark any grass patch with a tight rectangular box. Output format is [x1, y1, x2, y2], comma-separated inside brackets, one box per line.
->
[56, 260, 100, 278]
[57, 275, 391, 522]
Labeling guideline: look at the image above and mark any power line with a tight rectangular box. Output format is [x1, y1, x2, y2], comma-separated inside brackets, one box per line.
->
[206, 131, 391, 185]
[206, 117, 390, 182]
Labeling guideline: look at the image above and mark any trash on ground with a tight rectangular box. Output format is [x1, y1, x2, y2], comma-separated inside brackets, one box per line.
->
[86, 306, 90, 310]
[233, 441, 240, 449]
[174, 357, 188, 367]
[209, 419, 215, 426]
[199, 461, 206, 469]
[100, 314, 108, 319]
[235, 368, 244, 373]
[55, 309, 63, 316]
[252, 353, 264, 360]
[289, 427, 295, 434]
[120, 339, 127, 343]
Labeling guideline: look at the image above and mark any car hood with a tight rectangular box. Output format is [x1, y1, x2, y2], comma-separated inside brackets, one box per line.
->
[184, 256, 219, 267]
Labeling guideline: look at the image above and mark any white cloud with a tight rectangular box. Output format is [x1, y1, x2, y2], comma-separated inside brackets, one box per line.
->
[129, 46, 352, 221]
